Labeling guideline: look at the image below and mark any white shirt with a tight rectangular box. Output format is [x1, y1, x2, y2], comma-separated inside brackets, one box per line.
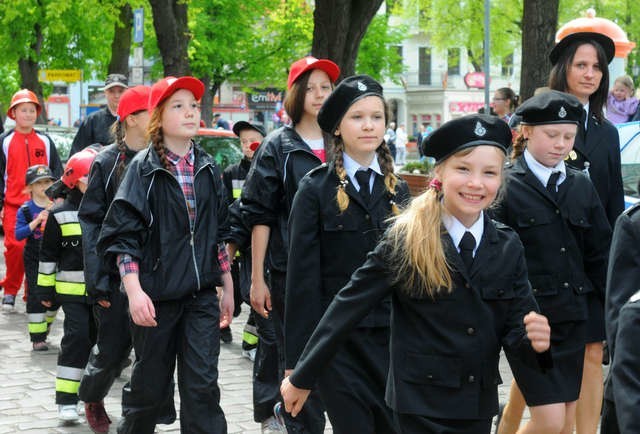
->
[583, 102, 590, 131]
[524, 149, 566, 191]
[342, 152, 383, 193]
[396, 128, 408, 148]
[442, 211, 484, 257]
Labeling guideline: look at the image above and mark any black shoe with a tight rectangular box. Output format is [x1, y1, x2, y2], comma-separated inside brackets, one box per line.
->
[220, 326, 232, 344]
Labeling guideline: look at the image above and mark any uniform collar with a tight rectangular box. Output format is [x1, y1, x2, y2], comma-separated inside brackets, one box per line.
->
[443, 211, 484, 256]
[523, 149, 566, 187]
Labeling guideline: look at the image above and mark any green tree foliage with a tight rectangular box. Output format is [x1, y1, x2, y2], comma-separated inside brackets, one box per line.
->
[357, 13, 407, 82]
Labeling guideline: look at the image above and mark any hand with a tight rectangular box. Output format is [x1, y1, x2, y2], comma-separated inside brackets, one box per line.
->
[97, 299, 111, 308]
[524, 311, 550, 353]
[38, 210, 49, 223]
[127, 287, 157, 327]
[41, 300, 52, 308]
[280, 375, 311, 418]
[219, 287, 234, 328]
[250, 279, 271, 319]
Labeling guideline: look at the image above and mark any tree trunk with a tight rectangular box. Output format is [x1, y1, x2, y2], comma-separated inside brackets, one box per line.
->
[18, 19, 47, 124]
[312, 0, 383, 80]
[200, 75, 213, 128]
[108, 3, 133, 75]
[148, 0, 191, 76]
[519, 0, 559, 101]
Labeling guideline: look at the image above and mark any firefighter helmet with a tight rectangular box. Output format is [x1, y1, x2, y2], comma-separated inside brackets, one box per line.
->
[61, 148, 98, 189]
[7, 89, 41, 120]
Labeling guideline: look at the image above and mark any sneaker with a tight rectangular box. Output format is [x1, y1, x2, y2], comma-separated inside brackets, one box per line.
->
[32, 341, 49, 351]
[261, 415, 287, 434]
[85, 401, 111, 433]
[2, 295, 15, 312]
[58, 404, 79, 423]
[242, 348, 257, 362]
[220, 326, 233, 344]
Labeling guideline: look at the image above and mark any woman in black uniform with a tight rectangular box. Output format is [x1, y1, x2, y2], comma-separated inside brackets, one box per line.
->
[285, 75, 409, 433]
[281, 113, 551, 434]
[492, 90, 611, 433]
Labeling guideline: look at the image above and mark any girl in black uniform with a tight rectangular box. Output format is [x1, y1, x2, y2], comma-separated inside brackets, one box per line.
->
[241, 56, 339, 433]
[285, 75, 409, 433]
[492, 90, 611, 433]
[281, 114, 551, 434]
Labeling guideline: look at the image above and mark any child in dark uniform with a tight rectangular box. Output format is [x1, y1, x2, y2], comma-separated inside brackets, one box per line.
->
[285, 75, 410, 433]
[492, 90, 611, 433]
[281, 113, 551, 434]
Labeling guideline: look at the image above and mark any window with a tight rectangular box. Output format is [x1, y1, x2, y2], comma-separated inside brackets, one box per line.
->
[394, 45, 403, 62]
[447, 48, 460, 76]
[502, 53, 514, 77]
[418, 47, 432, 85]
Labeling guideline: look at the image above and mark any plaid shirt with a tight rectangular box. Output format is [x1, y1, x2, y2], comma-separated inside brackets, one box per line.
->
[118, 143, 230, 277]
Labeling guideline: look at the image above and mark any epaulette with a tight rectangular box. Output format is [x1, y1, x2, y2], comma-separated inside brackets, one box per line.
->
[491, 219, 512, 231]
[623, 201, 640, 216]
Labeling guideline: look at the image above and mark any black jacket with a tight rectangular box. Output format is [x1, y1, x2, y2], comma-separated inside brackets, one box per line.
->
[285, 162, 410, 369]
[240, 125, 328, 272]
[491, 157, 611, 323]
[35, 189, 87, 304]
[78, 144, 137, 302]
[70, 107, 117, 156]
[566, 113, 623, 226]
[222, 157, 251, 205]
[290, 214, 545, 420]
[97, 144, 229, 301]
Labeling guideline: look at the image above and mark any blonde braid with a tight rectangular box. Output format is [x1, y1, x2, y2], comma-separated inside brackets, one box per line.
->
[511, 133, 527, 162]
[376, 141, 401, 215]
[333, 138, 350, 212]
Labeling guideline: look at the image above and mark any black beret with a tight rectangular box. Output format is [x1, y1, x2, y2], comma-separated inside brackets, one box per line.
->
[549, 31, 615, 65]
[422, 114, 510, 162]
[515, 90, 583, 126]
[318, 75, 384, 134]
[232, 121, 266, 137]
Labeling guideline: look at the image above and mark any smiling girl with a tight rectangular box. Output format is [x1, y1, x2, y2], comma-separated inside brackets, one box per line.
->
[281, 113, 551, 434]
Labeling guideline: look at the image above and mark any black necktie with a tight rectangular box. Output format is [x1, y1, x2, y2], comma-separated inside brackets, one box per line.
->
[459, 231, 475, 271]
[546, 171, 561, 199]
[355, 169, 372, 205]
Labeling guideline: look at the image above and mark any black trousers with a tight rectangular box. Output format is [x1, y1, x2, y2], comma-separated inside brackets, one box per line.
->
[252, 303, 280, 422]
[394, 412, 492, 434]
[269, 270, 326, 433]
[24, 245, 58, 342]
[318, 327, 396, 434]
[600, 398, 620, 434]
[117, 289, 226, 434]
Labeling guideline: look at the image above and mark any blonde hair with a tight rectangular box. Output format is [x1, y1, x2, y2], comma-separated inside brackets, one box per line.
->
[386, 147, 505, 298]
[614, 75, 635, 94]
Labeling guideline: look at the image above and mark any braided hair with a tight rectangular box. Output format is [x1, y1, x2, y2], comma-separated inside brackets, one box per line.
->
[146, 105, 171, 170]
[109, 119, 129, 182]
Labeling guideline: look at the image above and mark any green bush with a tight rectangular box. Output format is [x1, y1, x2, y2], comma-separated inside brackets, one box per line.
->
[401, 160, 433, 174]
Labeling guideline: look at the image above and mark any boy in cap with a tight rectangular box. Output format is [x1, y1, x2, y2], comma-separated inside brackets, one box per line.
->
[0, 89, 63, 311]
[16, 165, 57, 350]
[70, 73, 129, 156]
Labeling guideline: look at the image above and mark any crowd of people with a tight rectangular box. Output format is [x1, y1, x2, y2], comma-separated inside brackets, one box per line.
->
[1, 28, 640, 434]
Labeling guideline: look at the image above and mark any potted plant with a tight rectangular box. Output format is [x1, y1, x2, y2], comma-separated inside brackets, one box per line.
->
[398, 159, 433, 196]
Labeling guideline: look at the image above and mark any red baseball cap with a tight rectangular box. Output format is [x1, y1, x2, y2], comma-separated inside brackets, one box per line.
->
[149, 76, 205, 111]
[287, 56, 340, 89]
[117, 85, 151, 120]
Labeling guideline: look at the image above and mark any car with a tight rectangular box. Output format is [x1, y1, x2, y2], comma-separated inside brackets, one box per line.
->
[617, 121, 640, 208]
[194, 128, 243, 170]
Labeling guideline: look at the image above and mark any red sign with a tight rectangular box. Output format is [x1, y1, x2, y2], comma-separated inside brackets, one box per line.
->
[449, 102, 485, 114]
[464, 72, 485, 89]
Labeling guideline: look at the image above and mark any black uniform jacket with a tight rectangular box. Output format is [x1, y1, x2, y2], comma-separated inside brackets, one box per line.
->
[240, 125, 328, 272]
[78, 144, 137, 302]
[604, 203, 640, 402]
[610, 294, 640, 433]
[491, 157, 611, 323]
[566, 113, 623, 226]
[284, 162, 410, 369]
[290, 214, 546, 420]
[97, 143, 229, 302]
[70, 107, 117, 156]
[222, 157, 251, 205]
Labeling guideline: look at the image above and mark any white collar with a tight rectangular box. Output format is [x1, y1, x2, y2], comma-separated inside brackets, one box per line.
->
[443, 211, 484, 256]
[523, 149, 566, 188]
[583, 101, 590, 130]
[343, 152, 383, 191]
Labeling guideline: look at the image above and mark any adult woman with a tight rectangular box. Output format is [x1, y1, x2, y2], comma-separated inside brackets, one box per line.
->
[240, 56, 340, 433]
[493, 87, 518, 123]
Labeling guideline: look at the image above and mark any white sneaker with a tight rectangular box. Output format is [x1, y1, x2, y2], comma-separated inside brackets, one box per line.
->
[261, 415, 287, 433]
[242, 348, 257, 362]
[58, 404, 79, 422]
[77, 401, 85, 415]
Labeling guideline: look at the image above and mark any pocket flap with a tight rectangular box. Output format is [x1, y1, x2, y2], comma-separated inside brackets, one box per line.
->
[481, 279, 515, 300]
[516, 208, 553, 227]
[402, 353, 462, 388]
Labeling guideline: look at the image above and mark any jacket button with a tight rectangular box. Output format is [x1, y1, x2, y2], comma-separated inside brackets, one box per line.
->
[337, 224, 343, 230]
[497, 289, 505, 296]
[365, 214, 370, 220]
[563, 282, 570, 288]
[533, 288, 538, 294]
[578, 286, 583, 292]
[468, 375, 475, 383]
[427, 374, 433, 380]
[529, 218, 535, 223]
[467, 327, 475, 335]
[555, 209, 560, 214]
[465, 283, 471, 289]
[560, 247, 566, 253]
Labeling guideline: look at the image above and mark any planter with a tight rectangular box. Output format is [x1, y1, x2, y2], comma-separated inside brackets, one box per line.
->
[399, 172, 431, 196]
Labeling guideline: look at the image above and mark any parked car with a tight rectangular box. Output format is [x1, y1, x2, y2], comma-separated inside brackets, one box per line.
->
[194, 128, 243, 170]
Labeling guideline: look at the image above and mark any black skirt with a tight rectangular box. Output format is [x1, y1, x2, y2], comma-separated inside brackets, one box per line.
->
[585, 293, 605, 343]
[508, 320, 586, 406]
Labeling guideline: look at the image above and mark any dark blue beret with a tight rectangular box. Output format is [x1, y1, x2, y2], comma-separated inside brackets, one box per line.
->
[515, 90, 583, 126]
[422, 114, 510, 162]
[318, 75, 384, 134]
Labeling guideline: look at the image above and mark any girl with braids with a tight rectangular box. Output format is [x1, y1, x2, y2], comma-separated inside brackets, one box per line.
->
[492, 91, 611, 434]
[281, 113, 551, 434]
[77, 85, 176, 434]
[98, 76, 234, 434]
[240, 56, 339, 433]
[284, 75, 409, 433]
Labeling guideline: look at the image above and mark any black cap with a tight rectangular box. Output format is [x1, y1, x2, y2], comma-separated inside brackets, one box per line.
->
[25, 164, 55, 185]
[516, 90, 583, 126]
[549, 32, 615, 65]
[422, 114, 510, 162]
[100, 73, 128, 91]
[318, 74, 384, 134]
[232, 121, 266, 138]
